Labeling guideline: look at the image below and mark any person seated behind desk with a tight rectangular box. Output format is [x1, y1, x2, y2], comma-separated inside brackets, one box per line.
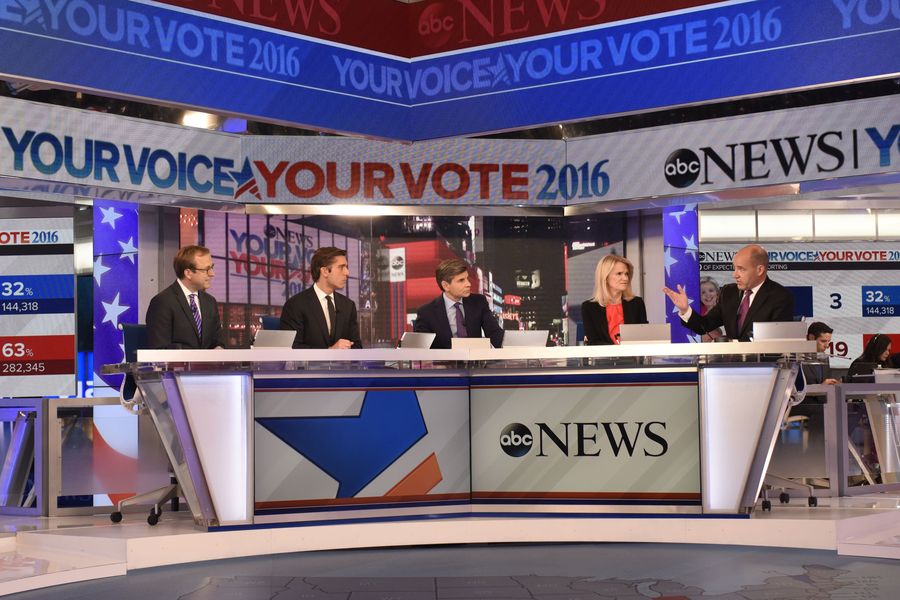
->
[802, 321, 839, 385]
[582, 254, 647, 345]
[414, 258, 504, 349]
[846, 334, 893, 381]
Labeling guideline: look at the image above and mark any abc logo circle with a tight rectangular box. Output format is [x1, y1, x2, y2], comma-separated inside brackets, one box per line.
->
[664, 149, 701, 188]
[418, 4, 454, 49]
[500, 423, 533, 457]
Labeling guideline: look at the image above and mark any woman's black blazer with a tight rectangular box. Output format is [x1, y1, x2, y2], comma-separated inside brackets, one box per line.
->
[581, 296, 648, 345]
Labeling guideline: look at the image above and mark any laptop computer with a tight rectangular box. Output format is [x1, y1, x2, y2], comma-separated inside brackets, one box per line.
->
[252, 329, 297, 348]
[399, 331, 436, 349]
[451, 338, 492, 350]
[502, 330, 549, 347]
[618, 323, 671, 344]
[752, 321, 808, 341]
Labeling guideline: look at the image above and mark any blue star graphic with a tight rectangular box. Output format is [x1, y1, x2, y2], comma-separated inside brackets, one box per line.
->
[257, 390, 427, 498]
[229, 158, 255, 188]
[100, 206, 122, 229]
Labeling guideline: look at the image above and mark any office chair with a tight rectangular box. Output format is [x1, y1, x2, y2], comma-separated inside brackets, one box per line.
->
[110, 323, 182, 526]
[259, 315, 281, 330]
[760, 366, 818, 510]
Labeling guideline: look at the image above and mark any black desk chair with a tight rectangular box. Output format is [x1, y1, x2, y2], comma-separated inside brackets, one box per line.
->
[110, 323, 181, 526]
[259, 315, 281, 330]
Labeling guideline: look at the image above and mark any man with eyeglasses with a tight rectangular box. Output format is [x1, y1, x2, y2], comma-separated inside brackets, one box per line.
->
[146, 245, 226, 349]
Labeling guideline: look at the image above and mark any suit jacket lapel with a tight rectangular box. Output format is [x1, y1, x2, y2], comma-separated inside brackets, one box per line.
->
[306, 288, 330, 346]
[435, 297, 453, 341]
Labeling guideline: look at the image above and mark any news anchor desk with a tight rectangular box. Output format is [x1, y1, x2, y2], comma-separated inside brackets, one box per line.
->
[113, 342, 813, 529]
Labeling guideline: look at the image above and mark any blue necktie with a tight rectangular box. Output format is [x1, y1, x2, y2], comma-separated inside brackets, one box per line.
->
[454, 302, 467, 338]
[189, 293, 202, 337]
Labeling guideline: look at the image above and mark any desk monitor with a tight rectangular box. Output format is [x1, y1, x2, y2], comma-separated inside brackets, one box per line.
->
[252, 329, 296, 348]
[503, 330, 549, 347]
[451, 338, 492, 350]
[874, 369, 900, 383]
[752, 321, 808, 341]
[618, 323, 671, 344]
[399, 331, 436, 349]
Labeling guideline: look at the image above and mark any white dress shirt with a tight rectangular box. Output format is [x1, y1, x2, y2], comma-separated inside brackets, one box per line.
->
[313, 283, 333, 333]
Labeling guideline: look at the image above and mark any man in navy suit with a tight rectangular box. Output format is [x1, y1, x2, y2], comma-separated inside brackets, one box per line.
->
[414, 258, 504, 349]
[280, 247, 362, 349]
[146, 245, 226, 349]
[664, 244, 794, 341]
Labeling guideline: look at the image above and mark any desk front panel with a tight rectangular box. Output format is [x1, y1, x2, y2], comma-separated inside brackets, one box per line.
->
[470, 369, 701, 504]
[252, 373, 470, 513]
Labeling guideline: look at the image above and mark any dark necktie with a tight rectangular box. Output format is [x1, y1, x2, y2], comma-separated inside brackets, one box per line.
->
[454, 302, 467, 338]
[326, 295, 337, 342]
[737, 289, 752, 332]
[189, 293, 202, 337]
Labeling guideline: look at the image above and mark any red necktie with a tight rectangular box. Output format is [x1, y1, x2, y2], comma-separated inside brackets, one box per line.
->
[737, 289, 752, 332]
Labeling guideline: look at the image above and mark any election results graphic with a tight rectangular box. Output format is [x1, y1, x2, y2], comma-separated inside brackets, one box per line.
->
[0, 217, 75, 397]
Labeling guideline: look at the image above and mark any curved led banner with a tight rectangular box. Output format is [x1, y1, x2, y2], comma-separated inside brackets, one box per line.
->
[0, 0, 897, 140]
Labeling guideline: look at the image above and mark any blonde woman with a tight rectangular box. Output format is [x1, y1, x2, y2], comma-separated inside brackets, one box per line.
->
[582, 254, 647, 345]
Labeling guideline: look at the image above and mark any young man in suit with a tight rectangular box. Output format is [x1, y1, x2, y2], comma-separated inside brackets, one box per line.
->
[146, 245, 226, 349]
[414, 258, 504, 349]
[663, 244, 794, 341]
[803, 321, 839, 385]
[280, 247, 362, 349]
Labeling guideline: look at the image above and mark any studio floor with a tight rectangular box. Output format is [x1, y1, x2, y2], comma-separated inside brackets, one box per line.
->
[1, 493, 900, 599]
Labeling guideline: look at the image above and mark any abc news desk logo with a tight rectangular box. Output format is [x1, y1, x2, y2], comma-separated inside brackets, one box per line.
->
[499, 421, 668, 458]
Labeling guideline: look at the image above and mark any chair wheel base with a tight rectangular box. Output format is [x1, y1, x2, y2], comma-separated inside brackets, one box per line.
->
[779, 492, 790, 504]
[761, 500, 772, 511]
[110, 511, 123, 524]
[808, 496, 818, 507]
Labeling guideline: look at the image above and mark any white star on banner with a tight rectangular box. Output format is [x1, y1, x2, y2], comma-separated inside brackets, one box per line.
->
[100, 206, 122, 229]
[671, 296, 695, 313]
[119, 342, 127, 362]
[686, 333, 702, 343]
[682, 234, 698, 259]
[101, 292, 130, 328]
[118, 237, 137, 263]
[669, 209, 686, 224]
[93, 256, 110, 285]
[664, 247, 678, 276]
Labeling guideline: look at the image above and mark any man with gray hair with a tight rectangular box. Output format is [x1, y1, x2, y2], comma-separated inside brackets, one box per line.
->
[664, 244, 794, 341]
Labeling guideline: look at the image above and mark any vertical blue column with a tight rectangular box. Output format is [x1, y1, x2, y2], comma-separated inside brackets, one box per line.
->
[663, 204, 701, 343]
[93, 200, 139, 394]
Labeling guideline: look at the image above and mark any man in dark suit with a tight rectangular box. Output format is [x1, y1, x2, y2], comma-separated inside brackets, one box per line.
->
[802, 322, 839, 385]
[414, 258, 504, 349]
[663, 244, 794, 341]
[146, 245, 226, 349]
[280, 247, 361, 349]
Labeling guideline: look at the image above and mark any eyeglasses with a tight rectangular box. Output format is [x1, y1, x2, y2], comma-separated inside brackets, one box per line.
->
[190, 264, 215, 274]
